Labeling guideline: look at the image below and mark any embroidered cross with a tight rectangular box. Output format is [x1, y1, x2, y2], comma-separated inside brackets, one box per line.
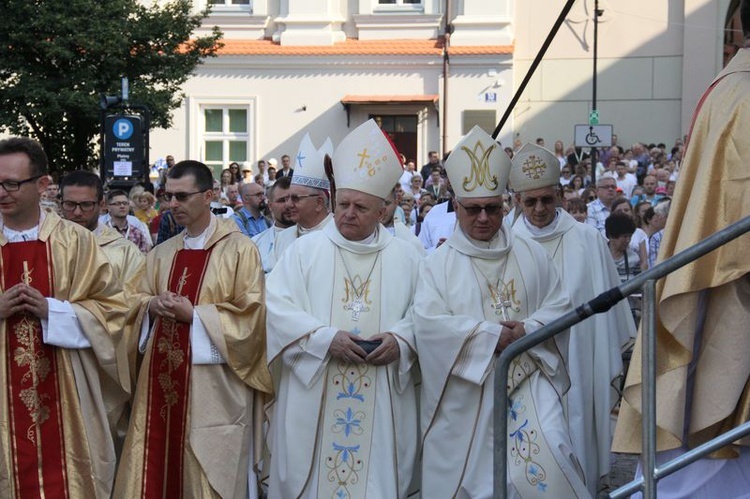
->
[296, 151, 305, 167]
[176, 267, 190, 296]
[344, 297, 366, 322]
[491, 294, 513, 321]
[22, 261, 33, 285]
[357, 148, 370, 169]
[522, 155, 547, 180]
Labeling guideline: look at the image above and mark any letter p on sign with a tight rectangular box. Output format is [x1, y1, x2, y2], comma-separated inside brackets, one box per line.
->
[113, 118, 134, 140]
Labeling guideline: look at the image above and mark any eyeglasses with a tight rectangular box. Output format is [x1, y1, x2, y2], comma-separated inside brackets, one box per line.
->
[455, 199, 503, 217]
[108, 201, 130, 207]
[598, 184, 617, 190]
[0, 175, 43, 192]
[276, 194, 319, 204]
[163, 189, 208, 202]
[61, 200, 98, 212]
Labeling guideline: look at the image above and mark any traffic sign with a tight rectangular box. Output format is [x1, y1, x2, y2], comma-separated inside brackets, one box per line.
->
[574, 124, 613, 148]
[104, 115, 144, 179]
[589, 110, 600, 125]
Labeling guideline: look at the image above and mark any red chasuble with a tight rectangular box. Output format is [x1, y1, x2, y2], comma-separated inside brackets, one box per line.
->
[1, 241, 68, 498]
[141, 249, 212, 498]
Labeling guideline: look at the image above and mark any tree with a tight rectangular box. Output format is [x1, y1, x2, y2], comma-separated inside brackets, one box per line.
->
[0, 0, 222, 176]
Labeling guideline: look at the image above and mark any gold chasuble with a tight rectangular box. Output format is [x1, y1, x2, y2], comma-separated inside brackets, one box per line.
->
[141, 249, 211, 497]
[317, 250, 381, 498]
[2, 241, 67, 497]
[0, 211, 130, 499]
[115, 217, 273, 499]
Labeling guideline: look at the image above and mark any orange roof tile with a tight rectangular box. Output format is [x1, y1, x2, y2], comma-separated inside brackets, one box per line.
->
[217, 38, 513, 56]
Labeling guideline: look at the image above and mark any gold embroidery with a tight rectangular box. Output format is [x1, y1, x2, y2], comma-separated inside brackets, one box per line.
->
[22, 261, 33, 286]
[13, 315, 51, 442]
[522, 154, 547, 180]
[499, 278, 522, 312]
[175, 267, 190, 296]
[461, 141, 498, 192]
[342, 276, 372, 306]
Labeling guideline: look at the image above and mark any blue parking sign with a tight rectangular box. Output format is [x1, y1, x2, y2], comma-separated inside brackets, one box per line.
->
[113, 118, 134, 140]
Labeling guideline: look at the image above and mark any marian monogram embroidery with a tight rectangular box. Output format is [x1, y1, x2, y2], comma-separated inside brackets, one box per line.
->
[461, 140, 499, 192]
[522, 154, 547, 180]
[491, 278, 521, 318]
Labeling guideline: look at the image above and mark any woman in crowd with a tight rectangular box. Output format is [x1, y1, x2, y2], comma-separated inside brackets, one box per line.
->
[570, 174, 586, 195]
[611, 197, 648, 272]
[228, 161, 242, 183]
[408, 173, 428, 203]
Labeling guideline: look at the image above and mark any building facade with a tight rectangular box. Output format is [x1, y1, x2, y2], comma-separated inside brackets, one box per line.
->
[149, 0, 736, 175]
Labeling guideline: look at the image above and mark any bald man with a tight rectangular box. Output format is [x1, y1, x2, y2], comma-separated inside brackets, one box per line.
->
[233, 182, 269, 237]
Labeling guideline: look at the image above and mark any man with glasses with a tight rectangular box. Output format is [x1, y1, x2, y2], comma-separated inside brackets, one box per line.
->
[586, 172, 618, 236]
[266, 119, 421, 498]
[115, 160, 272, 498]
[233, 182, 269, 237]
[100, 190, 152, 253]
[413, 127, 588, 498]
[273, 134, 333, 259]
[510, 143, 635, 496]
[251, 176, 294, 273]
[0, 137, 130, 497]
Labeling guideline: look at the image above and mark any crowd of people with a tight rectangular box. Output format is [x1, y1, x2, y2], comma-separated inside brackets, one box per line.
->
[2, 10, 749, 493]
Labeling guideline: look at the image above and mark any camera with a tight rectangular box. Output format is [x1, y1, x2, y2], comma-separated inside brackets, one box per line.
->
[211, 207, 228, 215]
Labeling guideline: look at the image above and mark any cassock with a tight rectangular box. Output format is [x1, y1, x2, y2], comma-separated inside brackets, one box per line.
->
[115, 216, 273, 499]
[251, 225, 285, 274]
[272, 213, 333, 262]
[265, 222, 420, 499]
[0, 210, 130, 498]
[513, 209, 635, 495]
[414, 224, 590, 498]
[613, 47, 750, 494]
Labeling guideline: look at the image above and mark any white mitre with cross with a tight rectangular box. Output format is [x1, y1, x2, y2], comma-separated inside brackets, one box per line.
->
[291, 133, 330, 190]
[444, 125, 511, 198]
[509, 142, 560, 192]
[332, 119, 403, 199]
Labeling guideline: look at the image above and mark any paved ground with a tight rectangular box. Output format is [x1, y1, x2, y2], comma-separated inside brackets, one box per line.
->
[605, 452, 640, 497]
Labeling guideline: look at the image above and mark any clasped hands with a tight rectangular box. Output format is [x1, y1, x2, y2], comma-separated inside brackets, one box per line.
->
[495, 320, 526, 354]
[328, 330, 400, 366]
[0, 284, 49, 320]
[148, 291, 193, 323]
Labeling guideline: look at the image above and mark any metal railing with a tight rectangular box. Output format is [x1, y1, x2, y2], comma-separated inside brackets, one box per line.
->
[493, 215, 750, 498]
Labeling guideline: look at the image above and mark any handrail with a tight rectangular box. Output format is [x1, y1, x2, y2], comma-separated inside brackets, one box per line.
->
[493, 214, 750, 498]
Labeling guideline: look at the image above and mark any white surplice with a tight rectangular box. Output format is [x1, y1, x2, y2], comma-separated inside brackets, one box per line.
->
[414, 224, 591, 498]
[272, 213, 333, 263]
[265, 222, 421, 498]
[513, 209, 635, 495]
[251, 224, 286, 273]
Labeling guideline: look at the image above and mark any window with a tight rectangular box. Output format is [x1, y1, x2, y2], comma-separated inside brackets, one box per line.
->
[207, 0, 252, 14]
[209, 0, 250, 5]
[375, 0, 423, 11]
[202, 107, 250, 178]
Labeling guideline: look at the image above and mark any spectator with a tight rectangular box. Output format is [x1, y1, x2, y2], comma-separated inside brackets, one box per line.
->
[606, 212, 640, 283]
[134, 191, 158, 226]
[612, 197, 648, 272]
[419, 150, 442, 182]
[648, 198, 671, 268]
[228, 161, 242, 183]
[566, 197, 589, 223]
[587, 173, 618, 236]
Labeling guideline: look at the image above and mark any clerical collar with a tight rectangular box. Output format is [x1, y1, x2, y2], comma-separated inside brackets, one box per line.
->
[298, 213, 331, 236]
[184, 215, 216, 250]
[522, 210, 560, 237]
[1, 209, 45, 242]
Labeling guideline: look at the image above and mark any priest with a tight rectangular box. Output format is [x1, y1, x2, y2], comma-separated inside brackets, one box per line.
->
[413, 126, 590, 498]
[273, 135, 334, 260]
[115, 160, 273, 498]
[251, 175, 294, 273]
[265, 119, 421, 498]
[510, 143, 635, 496]
[0, 137, 130, 498]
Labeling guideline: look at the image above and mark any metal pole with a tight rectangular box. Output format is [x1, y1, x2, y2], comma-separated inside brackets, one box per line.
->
[492, 0, 576, 139]
[641, 279, 657, 498]
[442, 0, 452, 158]
[591, 0, 600, 187]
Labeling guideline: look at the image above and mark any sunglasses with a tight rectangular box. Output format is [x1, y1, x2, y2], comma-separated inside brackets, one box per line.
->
[456, 199, 503, 216]
[163, 189, 208, 202]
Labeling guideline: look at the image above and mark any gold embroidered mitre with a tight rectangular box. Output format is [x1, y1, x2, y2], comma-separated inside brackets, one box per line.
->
[332, 119, 404, 200]
[444, 125, 511, 198]
[509, 142, 560, 193]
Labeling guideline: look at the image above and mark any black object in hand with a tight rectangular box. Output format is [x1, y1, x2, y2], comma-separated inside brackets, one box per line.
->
[355, 339, 382, 354]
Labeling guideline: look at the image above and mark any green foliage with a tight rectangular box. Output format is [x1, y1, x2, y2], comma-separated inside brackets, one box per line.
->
[0, 0, 222, 175]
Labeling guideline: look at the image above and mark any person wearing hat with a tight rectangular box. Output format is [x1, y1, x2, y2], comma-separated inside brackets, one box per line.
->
[240, 162, 255, 185]
[265, 119, 421, 498]
[510, 143, 635, 496]
[272, 134, 334, 260]
[413, 126, 589, 498]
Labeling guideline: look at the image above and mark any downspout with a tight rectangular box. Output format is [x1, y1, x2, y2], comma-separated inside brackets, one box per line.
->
[442, 0, 453, 158]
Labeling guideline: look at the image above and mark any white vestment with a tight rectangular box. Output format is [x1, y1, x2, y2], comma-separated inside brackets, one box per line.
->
[414, 224, 590, 498]
[513, 209, 635, 495]
[266, 222, 420, 498]
[416, 201, 456, 253]
[273, 213, 333, 261]
[251, 225, 286, 273]
[388, 219, 426, 257]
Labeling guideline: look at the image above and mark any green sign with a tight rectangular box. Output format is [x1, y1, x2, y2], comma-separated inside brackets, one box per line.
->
[589, 110, 600, 125]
